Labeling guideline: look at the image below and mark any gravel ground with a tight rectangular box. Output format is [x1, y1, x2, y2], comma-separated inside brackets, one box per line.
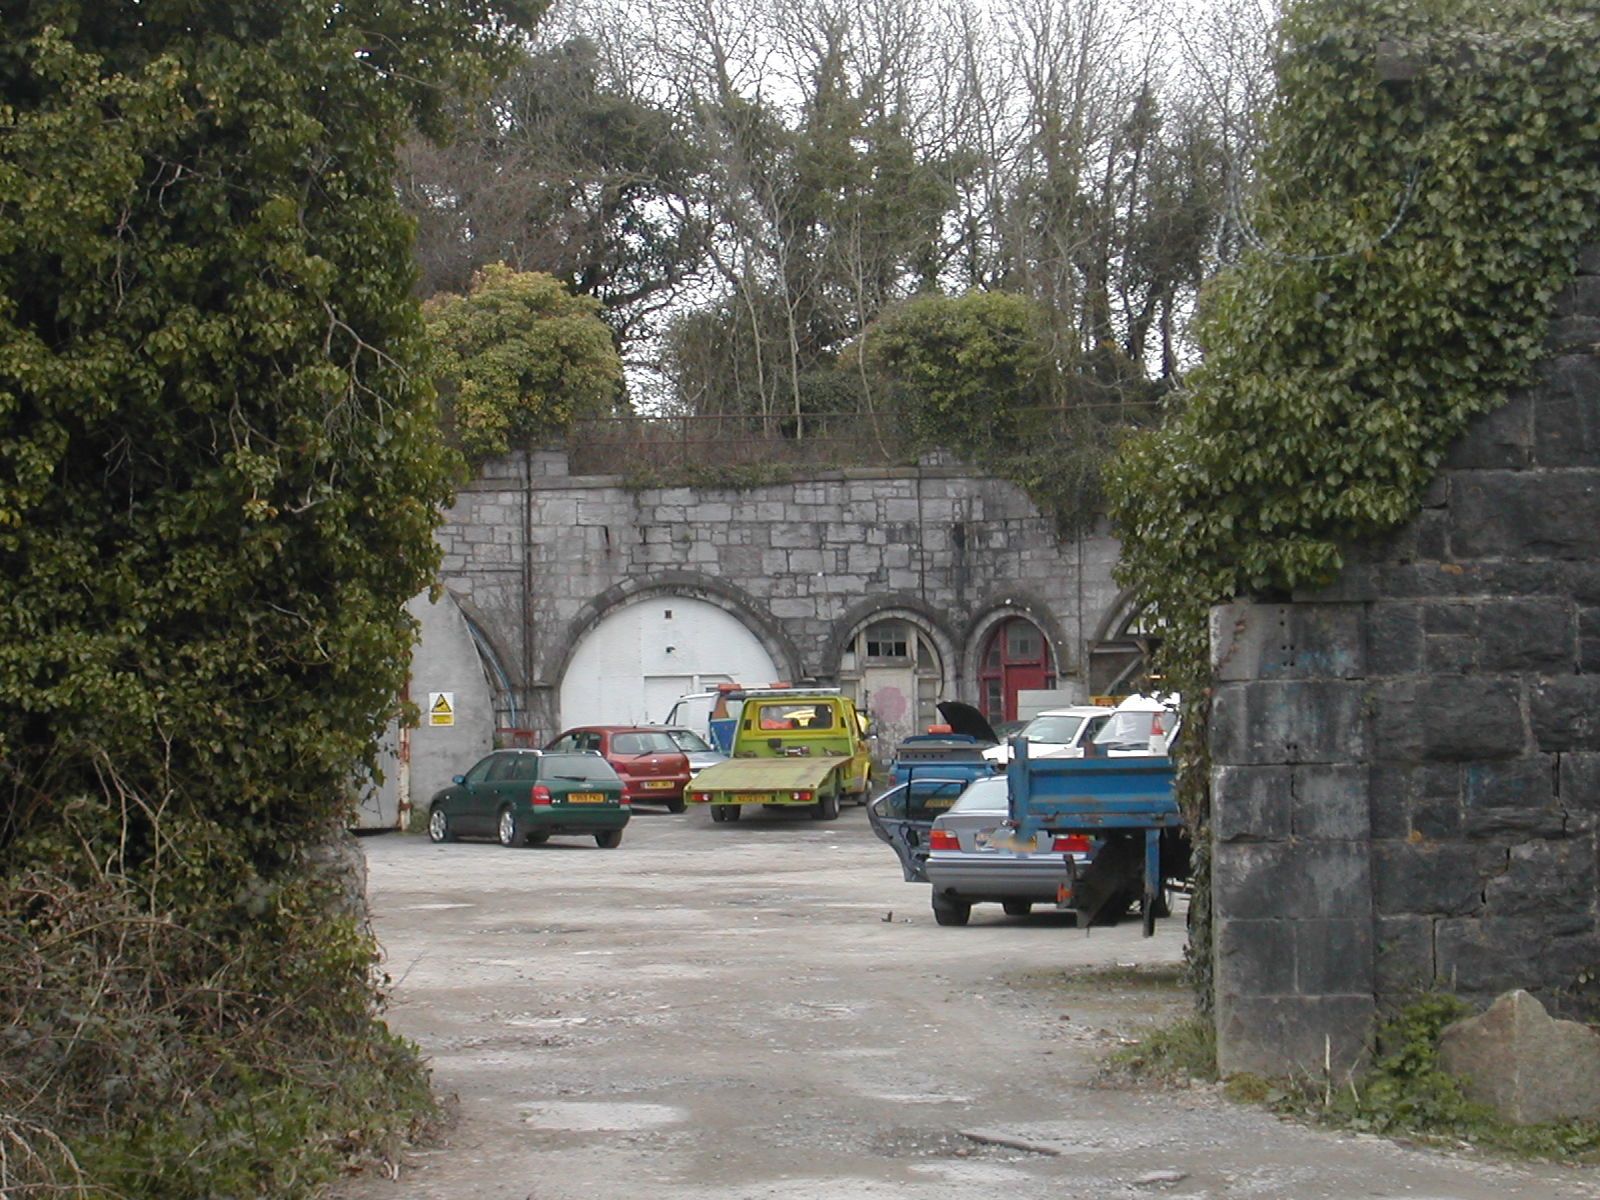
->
[332, 804, 1600, 1200]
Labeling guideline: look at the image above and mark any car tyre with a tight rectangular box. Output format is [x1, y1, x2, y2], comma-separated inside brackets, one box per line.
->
[526, 832, 549, 845]
[496, 807, 522, 848]
[427, 806, 453, 843]
[595, 829, 623, 849]
[932, 893, 971, 926]
[667, 797, 687, 814]
[1002, 900, 1032, 917]
[816, 790, 840, 821]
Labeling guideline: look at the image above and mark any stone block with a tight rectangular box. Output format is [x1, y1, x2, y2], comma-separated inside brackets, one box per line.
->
[1554, 274, 1600, 319]
[1581, 607, 1600, 673]
[771, 523, 822, 549]
[1452, 469, 1600, 560]
[1371, 842, 1484, 917]
[1482, 840, 1595, 926]
[1434, 918, 1600, 997]
[1213, 842, 1370, 922]
[1296, 918, 1376, 994]
[1210, 679, 1367, 766]
[1367, 604, 1423, 676]
[1443, 394, 1533, 470]
[1531, 356, 1600, 468]
[1462, 757, 1566, 839]
[1215, 994, 1374, 1080]
[1478, 598, 1575, 673]
[1371, 677, 1526, 763]
[1209, 603, 1364, 681]
[1213, 765, 1292, 842]
[1531, 677, 1600, 752]
[1546, 314, 1600, 355]
[1374, 915, 1436, 995]
[1424, 634, 1477, 674]
[1560, 753, 1600, 809]
[1439, 989, 1600, 1124]
[1292, 765, 1370, 840]
[1214, 918, 1296, 995]
[1210, 603, 1291, 682]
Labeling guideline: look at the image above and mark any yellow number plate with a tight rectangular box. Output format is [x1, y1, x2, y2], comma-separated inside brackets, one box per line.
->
[644, 780, 674, 789]
[566, 792, 605, 804]
[735, 793, 770, 804]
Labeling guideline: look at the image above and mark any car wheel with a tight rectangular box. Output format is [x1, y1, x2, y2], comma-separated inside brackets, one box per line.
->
[526, 832, 549, 845]
[932, 893, 971, 926]
[815, 790, 840, 821]
[496, 807, 521, 848]
[427, 807, 453, 843]
[595, 829, 623, 849]
[1002, 900, 1032, 917]
[667, 798, 687, 814]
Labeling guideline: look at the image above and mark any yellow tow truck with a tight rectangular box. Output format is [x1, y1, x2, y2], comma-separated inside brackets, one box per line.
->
[685, 689, 873, 822]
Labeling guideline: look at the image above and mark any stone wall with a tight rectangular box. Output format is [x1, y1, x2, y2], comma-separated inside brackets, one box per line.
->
[437, 461, 1128, 738]
[1210, 250, 1600, 1077]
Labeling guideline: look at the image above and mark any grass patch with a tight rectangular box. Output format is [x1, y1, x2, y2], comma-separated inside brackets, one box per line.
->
[1009, 962, 1187, 994]
[1106, 1016, 1218, 1086]
[1231, 995, 1600, 1163]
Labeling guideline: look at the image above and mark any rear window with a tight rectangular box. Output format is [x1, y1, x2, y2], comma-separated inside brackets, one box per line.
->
[1019, 714, 1085, 744]
[542, 753, 619, 782]
[751, 702, 836, 731]
[949, 776, 1010, 814]
[611, 731, 679, 755]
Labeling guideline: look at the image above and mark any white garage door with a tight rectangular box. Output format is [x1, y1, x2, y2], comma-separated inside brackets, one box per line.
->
[559, 596, 781, 729]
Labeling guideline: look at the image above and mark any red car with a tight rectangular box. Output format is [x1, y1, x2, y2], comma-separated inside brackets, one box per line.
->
[544, 726, 692, 812]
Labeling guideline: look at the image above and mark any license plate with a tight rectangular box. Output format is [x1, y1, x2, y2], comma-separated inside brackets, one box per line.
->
[735, 793, 770, 803]
[643, 780, 674, 790]
[566, 792, 605, 804]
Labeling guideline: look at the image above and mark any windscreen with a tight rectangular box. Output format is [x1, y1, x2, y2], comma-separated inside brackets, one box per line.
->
[752, 702, 836, 731]
[1093, 710, 1160, 750]
[666, 729, 713, 753]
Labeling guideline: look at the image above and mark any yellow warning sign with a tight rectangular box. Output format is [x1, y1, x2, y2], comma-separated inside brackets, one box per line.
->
[428, 692, 455, 727]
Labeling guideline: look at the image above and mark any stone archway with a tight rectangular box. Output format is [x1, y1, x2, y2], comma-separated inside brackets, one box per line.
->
[963, 592, 1076, 723]
[827, 597, 958, 757]
[549, 574, 802, 734]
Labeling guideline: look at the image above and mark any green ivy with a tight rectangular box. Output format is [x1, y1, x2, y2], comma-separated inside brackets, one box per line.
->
[0, 2, 539, 1194]
[1106, 0, 1600, 1013]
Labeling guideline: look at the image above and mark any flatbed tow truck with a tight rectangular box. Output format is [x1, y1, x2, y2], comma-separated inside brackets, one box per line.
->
[684, 688, 873, 822]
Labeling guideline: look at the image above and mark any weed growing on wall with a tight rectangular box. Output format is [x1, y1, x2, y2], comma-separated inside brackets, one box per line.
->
[1106, 0, 1600, 1012]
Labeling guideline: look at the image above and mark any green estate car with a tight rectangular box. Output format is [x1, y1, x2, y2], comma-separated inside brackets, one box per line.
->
[426, 749, 630, 849]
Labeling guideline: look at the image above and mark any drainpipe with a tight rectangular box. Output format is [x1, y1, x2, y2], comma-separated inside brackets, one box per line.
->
[521, 447, 535, 734]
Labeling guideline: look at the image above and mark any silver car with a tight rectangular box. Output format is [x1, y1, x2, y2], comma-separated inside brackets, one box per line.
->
[653, 725, 728, 777]
[869, 774, 1094, 926]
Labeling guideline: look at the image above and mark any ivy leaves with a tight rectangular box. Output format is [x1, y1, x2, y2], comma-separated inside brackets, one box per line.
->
[1108, 0, 1600, 701]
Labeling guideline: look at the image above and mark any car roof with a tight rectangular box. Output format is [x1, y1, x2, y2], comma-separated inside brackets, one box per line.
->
[1031, 705, 1118, 718]
[559, 725, 672, 734]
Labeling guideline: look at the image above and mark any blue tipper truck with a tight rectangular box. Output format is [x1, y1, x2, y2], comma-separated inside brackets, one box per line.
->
[1005, 738, 1187, 936]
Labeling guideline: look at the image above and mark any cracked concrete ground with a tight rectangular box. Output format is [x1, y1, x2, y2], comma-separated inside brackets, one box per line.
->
[333, 806, 1600, 1200]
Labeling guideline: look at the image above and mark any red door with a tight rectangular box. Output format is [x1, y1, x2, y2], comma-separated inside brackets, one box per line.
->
[978, 618, 1055, 723]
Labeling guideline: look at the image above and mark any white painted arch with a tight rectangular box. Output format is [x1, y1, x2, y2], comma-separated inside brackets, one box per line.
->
[559, 595, 781, 729]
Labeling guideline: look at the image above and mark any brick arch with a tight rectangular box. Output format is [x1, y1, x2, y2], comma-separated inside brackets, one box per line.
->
[545, 570, 804, 689]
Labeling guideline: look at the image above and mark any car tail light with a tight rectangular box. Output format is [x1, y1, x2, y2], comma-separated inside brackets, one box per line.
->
[1052, 834, 1091, 853]
[530, 785, 553, 805]
[792, 790, 813, 802]
[693, 791, 709, 803]
[929, 829, 960, 851]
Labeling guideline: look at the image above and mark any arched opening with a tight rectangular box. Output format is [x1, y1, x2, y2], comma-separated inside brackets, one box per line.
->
[559, 595, 781, 731]
[837, 615, 945, 756]
[977, 616, 1055, 724]
[1089, 593, 1163, 697]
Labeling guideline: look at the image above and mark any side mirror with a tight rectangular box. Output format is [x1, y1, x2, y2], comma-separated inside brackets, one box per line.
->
[452, 774, 465, 785]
